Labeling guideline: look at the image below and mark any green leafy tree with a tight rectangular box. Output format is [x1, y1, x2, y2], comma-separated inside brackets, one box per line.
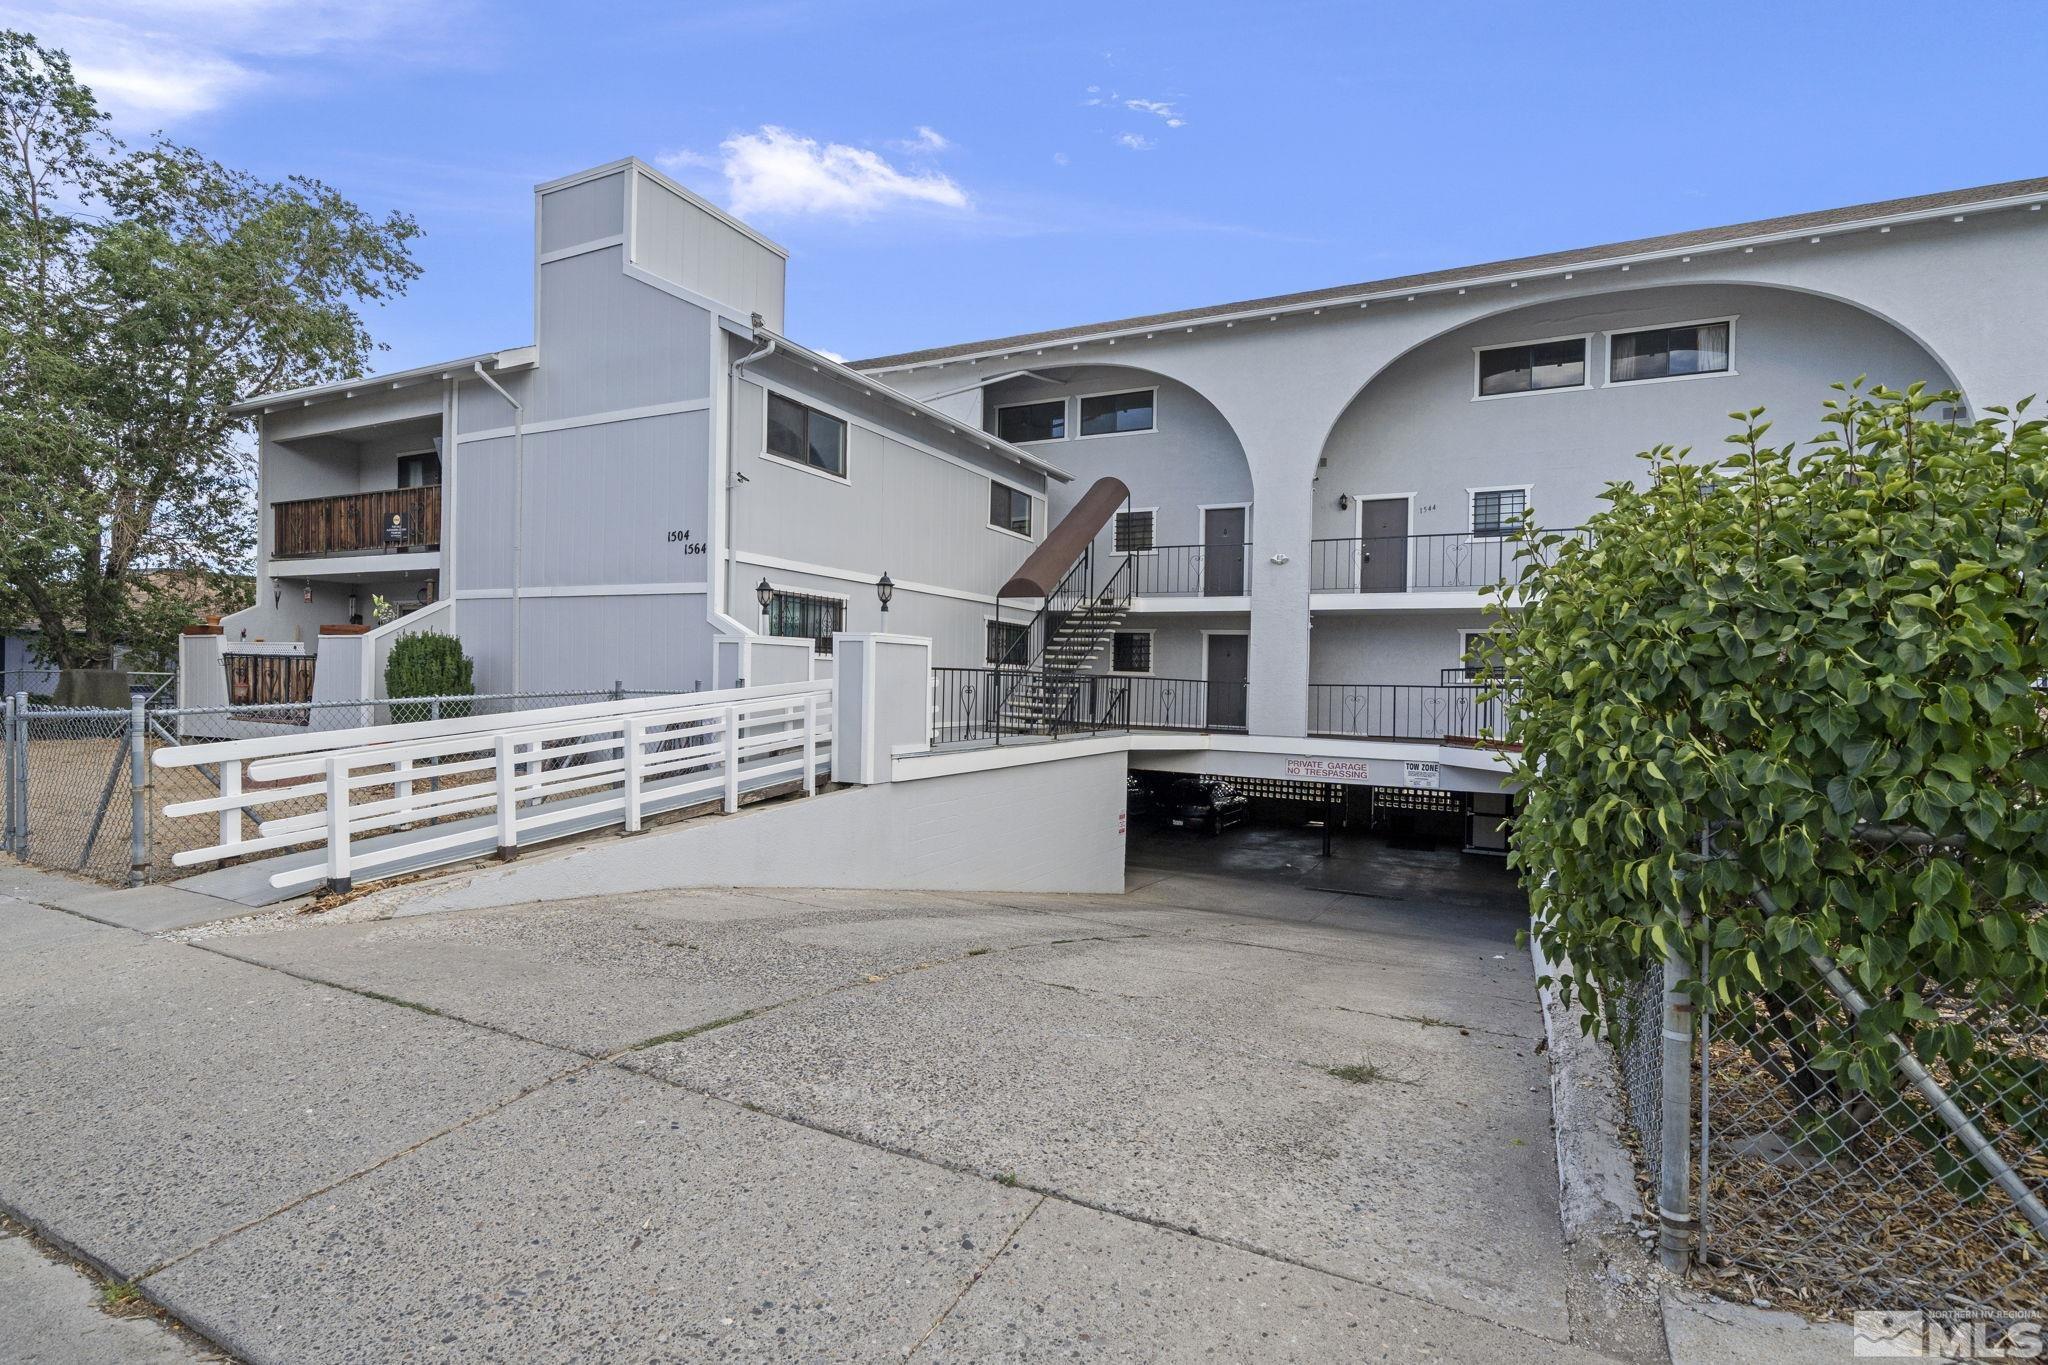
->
[0, 30, 420, 669]
[1490, 383, 2048, 1135]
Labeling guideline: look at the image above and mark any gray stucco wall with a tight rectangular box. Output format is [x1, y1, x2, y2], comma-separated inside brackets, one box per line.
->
[390, 749, 1132, 904]
[979, 365, 1253, 565]
[1308, 611, 1488, 686]
[1314, 283, 1956, 541]
[631, 167, 787, 330]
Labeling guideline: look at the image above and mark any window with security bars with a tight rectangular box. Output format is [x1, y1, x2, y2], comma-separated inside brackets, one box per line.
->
[766, 590, 844, 655]
[1471, 488, 1529, 537]
[1111, 631, 1152, 674]
[986, 619, 1029, 665]
[1114, 510, 1155, 552]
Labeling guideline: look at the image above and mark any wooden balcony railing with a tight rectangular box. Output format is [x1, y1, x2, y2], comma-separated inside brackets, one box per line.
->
[272, 486, 440, 559]
[223, 652, 316, 724]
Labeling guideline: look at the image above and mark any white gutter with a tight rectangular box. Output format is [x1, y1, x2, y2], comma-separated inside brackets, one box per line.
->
[231, 346, 537, 416]
[470, 362, 526, 693]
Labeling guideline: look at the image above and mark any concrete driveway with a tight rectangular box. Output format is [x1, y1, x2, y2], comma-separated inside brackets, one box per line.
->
[0, 837, 1647, 1363]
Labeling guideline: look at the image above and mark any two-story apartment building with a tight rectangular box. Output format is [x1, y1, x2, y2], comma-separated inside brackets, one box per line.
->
[191, 158, 2048, 754]
[858, 177, 2047, 737]
[184, 160, 1067, 721]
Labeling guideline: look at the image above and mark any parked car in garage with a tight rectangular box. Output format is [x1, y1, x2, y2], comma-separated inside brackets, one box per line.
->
[1166, 779, 1249, 835]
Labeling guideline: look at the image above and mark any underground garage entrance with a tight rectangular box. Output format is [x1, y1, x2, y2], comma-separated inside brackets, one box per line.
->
[1126, 769, 1517, 900]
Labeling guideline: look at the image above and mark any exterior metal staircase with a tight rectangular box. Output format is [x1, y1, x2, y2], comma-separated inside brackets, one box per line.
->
[984, 476, 1139, 737]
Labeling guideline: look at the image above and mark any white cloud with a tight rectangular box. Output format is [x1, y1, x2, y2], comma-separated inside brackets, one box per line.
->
[899, 125, 949, 152]
[1, 0, 470, 124]
[1114, 132, 1155, 152]
[664, 125, 971, 220]
[816, 348, 846, 363]
[1123, 97, 1185, 128]
[1052, 151, 1070, 166]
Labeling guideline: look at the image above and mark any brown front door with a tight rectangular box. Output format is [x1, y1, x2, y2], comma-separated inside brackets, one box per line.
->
[1203, 506, 1247, 596]
[1205, 633, 1248, 730]
[1356, 498, 1408, 592]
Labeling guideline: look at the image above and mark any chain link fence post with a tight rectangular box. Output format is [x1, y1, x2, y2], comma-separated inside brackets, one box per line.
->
[2, 693, 15, 856]
[12, 691, 28, 855]
[128, 689, 149, 886]
[1657, 901, 1697, 1272]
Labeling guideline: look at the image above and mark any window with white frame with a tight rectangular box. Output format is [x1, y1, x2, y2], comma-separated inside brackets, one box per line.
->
[1471, 488, 1529, 537]
[765, 590, 844, 655]
[996, 399, 1064, 444]
[986, 619, 1030, 666]
[1111, 631, 1153, 674]
[1078, 389, 1155, 436]
[1114, 509, 1156, 553]
[765, 392, 847, 477]
[1476, 337, 1586, 397]
[989, 482, 1033, 536]
[1609, 320, 1732, 384]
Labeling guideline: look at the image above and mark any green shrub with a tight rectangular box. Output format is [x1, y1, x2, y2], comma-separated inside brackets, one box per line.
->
[384, 631, 473, 724]
[1489, 383, 2048, 1095]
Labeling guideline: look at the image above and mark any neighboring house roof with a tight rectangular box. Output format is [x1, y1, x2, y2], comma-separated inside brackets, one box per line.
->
[850, 176, 2048, 372]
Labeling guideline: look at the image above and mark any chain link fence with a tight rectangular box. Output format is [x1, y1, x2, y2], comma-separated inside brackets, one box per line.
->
[3, 686, 673, 886]
[1606, 841, 2047, 1325]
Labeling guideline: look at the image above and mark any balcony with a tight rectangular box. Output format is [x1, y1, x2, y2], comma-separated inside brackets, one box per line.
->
[1308, 529, 1577, 596]
[273, 486, 440, 561]
[1127, 543, 1252, 600]
[1307, 682, 1511, 744]
[931, 668, 1247, 746]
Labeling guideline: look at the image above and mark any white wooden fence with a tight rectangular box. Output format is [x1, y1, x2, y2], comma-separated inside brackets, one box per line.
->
[153, 680, 834, 893]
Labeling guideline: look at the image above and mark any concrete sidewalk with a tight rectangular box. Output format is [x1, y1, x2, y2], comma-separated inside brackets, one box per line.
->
[0, 850, 1659, 1362]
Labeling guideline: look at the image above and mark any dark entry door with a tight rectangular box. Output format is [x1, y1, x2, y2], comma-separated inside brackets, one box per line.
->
[1203, 506, 1247, 596]
[1206, 633, 1248, 729]
[1356, 497, 1408, 592]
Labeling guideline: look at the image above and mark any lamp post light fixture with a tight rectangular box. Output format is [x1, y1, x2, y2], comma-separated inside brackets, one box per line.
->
[755, 577, 773, 630]
[876, 571, 895, 617]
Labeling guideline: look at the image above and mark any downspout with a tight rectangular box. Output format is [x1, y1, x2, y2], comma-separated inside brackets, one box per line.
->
[720, 335, 778, 655]
[471, 362, 524, 692]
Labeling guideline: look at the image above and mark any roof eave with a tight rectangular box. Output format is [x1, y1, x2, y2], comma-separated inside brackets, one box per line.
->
[851, 184, 2048, 374]
[230, 345, 539, 417]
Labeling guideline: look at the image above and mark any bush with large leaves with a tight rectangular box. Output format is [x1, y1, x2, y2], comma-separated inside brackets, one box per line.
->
[1491, 383, 2048, 1127]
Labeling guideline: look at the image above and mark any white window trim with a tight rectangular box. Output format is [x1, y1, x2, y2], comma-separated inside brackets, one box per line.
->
[1471, 332, 1594, 402]
[1115, 507, 1161, 556]
[993, 397, 1069, 445]
[1108, 628, 1156, 676]
[1073, 385, 1159, 440]
[988, 481, 1036, 542]
[1467, 483, 1532, 542]
[762, 582, 849, 659]
[1601, 314, 1740, 388]
[760, 388, 852, 485]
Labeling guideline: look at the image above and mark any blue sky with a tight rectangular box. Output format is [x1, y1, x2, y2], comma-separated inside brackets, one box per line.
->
[14, 1, 2047, 371]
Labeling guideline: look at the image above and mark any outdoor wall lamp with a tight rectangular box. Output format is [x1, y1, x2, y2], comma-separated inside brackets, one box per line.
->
[1336, 492, 1351, 511]
[877, 571, 895, 615]
[755, 578, 774, 611]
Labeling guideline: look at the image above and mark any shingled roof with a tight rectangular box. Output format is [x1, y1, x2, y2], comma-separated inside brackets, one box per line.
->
[851, 176, 2048, 371]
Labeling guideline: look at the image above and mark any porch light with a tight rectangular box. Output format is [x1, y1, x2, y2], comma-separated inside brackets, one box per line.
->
[877, 571, 895, 615]
[755, 578, 774, 611]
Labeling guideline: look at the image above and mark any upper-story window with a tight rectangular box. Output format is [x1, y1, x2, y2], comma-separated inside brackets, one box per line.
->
[1114, 509, 1156, 553]
[766, 392, 848, 478]
[1475, 337, 1587, 398]
[396, 452, 441, 488]
[996, 399, 1064, 444]
[1609, 320, 1732, 384]
[1078, 389, 1155, 437]
[1471, 487, 1530, 537]
[766, 589, 844, 655]
[990, 482, 1033, 537]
